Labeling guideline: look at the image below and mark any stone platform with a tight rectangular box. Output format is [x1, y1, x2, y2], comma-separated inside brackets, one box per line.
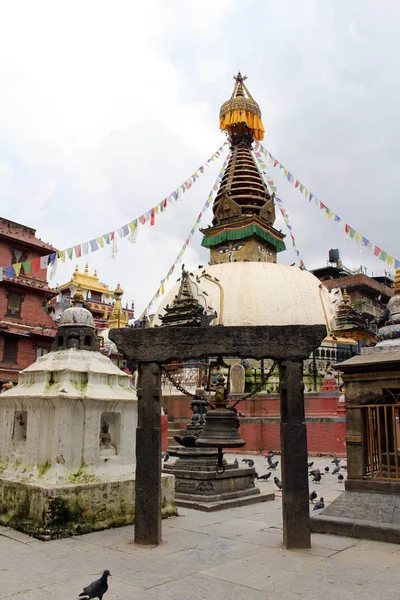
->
[164, 446, 274, 511]
[0, 474, 176, 540]
[311, 488, 400, 544]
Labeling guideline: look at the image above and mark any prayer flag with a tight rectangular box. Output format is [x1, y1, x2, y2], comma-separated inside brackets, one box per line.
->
[32, 257, 40, 271]
[13, 263, 22, 276]
[374, 245, 381, 257]
[22, 261, 31, 274]
[74, 245, 82, 258]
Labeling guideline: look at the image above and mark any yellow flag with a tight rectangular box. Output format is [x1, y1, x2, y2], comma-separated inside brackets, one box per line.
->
[58, 250, 66, 263]
[96, 237, 105, 248]
[354, 232, 362, 243]
[14, 263, 22, 276]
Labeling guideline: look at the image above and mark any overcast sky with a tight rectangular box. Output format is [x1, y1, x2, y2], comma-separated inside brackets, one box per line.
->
[1, 0, 399, 315]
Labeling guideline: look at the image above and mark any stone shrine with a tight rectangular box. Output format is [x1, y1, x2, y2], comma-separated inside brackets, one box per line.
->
[0, 290, 176, 539]
[312, 268, 400, 543]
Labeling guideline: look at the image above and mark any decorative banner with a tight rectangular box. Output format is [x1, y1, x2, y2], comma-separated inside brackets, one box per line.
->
[0, 142, 228, 281]
[139, 155, 231, 321]
[254, 142, 400, 270]
[253, 153, 305, 269]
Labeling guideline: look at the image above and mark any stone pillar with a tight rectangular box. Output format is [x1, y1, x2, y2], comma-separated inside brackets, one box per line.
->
[279, 359, 311, 549]
[135, 362, 162, 545]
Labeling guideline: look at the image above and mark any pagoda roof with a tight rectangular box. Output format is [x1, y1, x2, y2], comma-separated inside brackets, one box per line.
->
[59, 265, 111, 296]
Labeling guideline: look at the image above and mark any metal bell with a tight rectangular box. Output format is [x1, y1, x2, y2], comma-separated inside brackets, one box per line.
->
[196, 374, 245, 449]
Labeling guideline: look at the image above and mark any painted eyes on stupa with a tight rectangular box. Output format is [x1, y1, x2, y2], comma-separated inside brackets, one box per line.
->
[217, 244, 244, 254]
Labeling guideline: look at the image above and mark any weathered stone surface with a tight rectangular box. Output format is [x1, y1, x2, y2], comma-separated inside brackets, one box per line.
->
[280, 360, 310, 549]
[230, 363, 245, 394]
[110, 324, 327, 362]
[0, 475, 176, 539]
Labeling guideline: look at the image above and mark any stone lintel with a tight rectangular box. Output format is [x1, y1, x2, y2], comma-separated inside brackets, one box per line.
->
[110, 324, 327, 363]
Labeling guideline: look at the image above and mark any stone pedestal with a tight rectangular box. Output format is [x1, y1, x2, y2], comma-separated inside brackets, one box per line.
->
[164, 446, 274, 511]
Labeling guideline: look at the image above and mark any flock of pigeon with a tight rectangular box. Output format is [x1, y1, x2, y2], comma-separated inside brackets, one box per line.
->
[247, 452, 347, 513]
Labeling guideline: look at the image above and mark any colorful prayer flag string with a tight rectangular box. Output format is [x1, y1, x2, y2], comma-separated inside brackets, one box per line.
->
[254, 142, 400, 270]
[253, 152, 306, 269]
[139, 155, 231, 321]
[0, 142, 229, 282]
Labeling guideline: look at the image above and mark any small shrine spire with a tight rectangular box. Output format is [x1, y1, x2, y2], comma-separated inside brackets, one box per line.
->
[219, 72, 264, 142]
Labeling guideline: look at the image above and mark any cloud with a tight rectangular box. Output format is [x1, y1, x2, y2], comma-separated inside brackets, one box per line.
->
[0, 0, 399, 315]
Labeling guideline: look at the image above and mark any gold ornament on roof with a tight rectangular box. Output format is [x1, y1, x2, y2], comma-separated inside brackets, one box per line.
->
[73, 287, 85, 304]
[394, 268, 400, 295]
[219, 72, 265, 141]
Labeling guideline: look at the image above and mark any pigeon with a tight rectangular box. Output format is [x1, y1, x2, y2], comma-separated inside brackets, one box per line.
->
[257, 472, 271, 481]
[332, 465, 340, 475]
[331, 457, 341, 465]
[309, 490, 317, 503]
[313, 497, 325, 511]
[324, 466, 330, 473]
[309, 468, 321, 478]
[341, 465, 348, 471]
[233, 458, 239, 467]
[312, 473, 322, 483]
[274, 476, 282, 490]
[79, 570, 111, 600]
[163, 452, 170, 463]
[268, 460, 279, 470]
[338, 473, 344, 482]
[247, 459, 255, 468]
[308, 461, 314, 468]
[242, 458, 250, 464]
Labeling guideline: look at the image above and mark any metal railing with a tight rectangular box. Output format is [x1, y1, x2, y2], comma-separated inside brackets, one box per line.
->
[362, 403, 400, 481]
[161, 362, 209, 396]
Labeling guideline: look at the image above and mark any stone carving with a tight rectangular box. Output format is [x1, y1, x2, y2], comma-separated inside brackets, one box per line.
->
[230, 363, 245, 394]
[197, 480, 214, 493]
[174, 388, 208, 447]
[100, 421, 113, 448]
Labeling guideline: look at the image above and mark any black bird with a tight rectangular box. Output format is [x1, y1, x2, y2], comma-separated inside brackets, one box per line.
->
[331, 457, 341, 465]
[247, 459, 255, 468]
[242, 458, 250, 464]
[309, 490, 317, 503]
[274, 476, 282, 490]
[308, 461, 314, 468]
[338, 473, 344, 482]
[309, 468, 321, 478]
[324, 466, 330, 473]
[332, 465, 340, 475]
[257, 472, 271, 481]
[79, 570, 111, 600]
[312, 473, 322, 483]
[313, 497, 325, 511]
[163, 452, 170, 463]
[268, 460, 279, 470]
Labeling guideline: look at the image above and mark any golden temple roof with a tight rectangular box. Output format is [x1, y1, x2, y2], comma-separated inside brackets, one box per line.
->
[58, 264, 112, 296]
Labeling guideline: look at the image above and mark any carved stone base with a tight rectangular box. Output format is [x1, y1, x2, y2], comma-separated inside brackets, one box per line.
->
[164, 446, 274, 510]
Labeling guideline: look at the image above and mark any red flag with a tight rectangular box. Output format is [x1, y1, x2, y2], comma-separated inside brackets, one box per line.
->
[374, 246, 381, 257]
[319, 201, 327, 210]
[345, 224, 350, 235]
[273, 160, 278, 167]
[139, 215, 146, 225]
[295, 180, 300, 188]
[32, 257, 40, 272]
[150, 209, 155, 226]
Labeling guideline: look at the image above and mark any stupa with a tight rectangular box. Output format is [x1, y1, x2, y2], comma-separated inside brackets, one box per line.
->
[0, 290, 176, 539]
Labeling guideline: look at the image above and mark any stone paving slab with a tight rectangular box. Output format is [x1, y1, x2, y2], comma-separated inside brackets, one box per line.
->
[1, 456, 400, 599]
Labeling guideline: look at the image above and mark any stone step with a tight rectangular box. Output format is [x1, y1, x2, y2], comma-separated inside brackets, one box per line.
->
[175, 492, 275, 512]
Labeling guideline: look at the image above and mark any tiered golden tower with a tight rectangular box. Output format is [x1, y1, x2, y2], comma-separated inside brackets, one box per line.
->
[201, 73, 285, 264]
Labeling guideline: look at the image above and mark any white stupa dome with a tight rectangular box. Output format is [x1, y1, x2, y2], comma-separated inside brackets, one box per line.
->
[59, 306, 95, 328]
[153, 262, 335, 330]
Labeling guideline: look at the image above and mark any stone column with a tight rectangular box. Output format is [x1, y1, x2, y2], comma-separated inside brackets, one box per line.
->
[134, 362, 162, 545]
[279, 359, 311, 549]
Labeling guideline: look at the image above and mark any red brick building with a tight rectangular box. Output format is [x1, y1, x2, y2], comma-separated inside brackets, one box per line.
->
[0, 218, 58, 385]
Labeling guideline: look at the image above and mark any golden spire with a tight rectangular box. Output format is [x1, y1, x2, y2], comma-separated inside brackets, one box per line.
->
[94, 269, 98, 278]
[107, 283, 128, 329]
[395, 268, 400, 295]
[73, 286, 85, 305]
[84, 263, 89, 274]
[74, 264, 79, 274]
[342, 288, 350, 304]
[219, 72, 264, 141]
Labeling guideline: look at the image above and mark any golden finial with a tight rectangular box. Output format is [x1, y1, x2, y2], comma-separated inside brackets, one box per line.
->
[73, 286, 84, 304]
[220, 72, 264, 141]
[114, 282, 124, 299]
[84, 263, 89, 274]
[342, 288, 350, 304]
[74, 264, 79, 273]
[394, 268, 400, 295]
[94, 269, 98, 278]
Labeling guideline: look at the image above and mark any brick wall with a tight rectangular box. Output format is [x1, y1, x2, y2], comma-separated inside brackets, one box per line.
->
[163, 392, 346, 456]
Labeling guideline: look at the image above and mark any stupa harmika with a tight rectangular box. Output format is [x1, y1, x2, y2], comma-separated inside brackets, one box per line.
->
[0, 289, 176, 539]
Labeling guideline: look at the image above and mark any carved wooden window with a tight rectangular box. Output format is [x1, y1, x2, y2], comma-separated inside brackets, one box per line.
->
[6, 291, 23, 318]
[35, 347, 49, 359]
[2, 337, 18, 364]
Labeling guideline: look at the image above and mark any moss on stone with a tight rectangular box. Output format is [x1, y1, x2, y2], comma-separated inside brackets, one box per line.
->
[37, 461, 51, 478]
[0, 459, 7, 475]
[66, 468, 99, 484]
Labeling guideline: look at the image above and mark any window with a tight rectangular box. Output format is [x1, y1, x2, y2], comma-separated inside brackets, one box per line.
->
[91, 291, 102, 302]
[2, 337, 18, 364]
[10, 248, 28, 266]
[6, 292, 23, 318]
[35, 347, 49, 359]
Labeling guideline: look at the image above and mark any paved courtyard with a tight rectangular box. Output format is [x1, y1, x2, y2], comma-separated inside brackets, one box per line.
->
[1, 455, 400, 599]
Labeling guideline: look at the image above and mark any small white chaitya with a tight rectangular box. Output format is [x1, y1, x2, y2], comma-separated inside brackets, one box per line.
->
[0, 290, 176, 538]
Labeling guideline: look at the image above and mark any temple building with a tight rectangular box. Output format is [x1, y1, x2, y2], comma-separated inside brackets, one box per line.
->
[0, 218, 58, 386]
[201, 73, 285, 264]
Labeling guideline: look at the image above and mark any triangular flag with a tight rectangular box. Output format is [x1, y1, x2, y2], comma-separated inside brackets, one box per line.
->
[58, 250, 66, 263]
[354, 232, 362, 243]
[96, 237, 105, 248]
[387, 255, 394, 267]
[67, 248, 73, 260]
[380, 250, 388, 261]
[103, 233, 110, 245]
[349, 228, 356, 239]
[14, 263, 22, 276]
[89, 239, 99, 252]
[22, 261, 32, 274]
[4, 265, 15, 278]
[319, 201, 327, 210]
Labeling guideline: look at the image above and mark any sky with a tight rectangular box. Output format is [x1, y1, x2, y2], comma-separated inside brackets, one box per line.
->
[1, 0, 399, 316]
